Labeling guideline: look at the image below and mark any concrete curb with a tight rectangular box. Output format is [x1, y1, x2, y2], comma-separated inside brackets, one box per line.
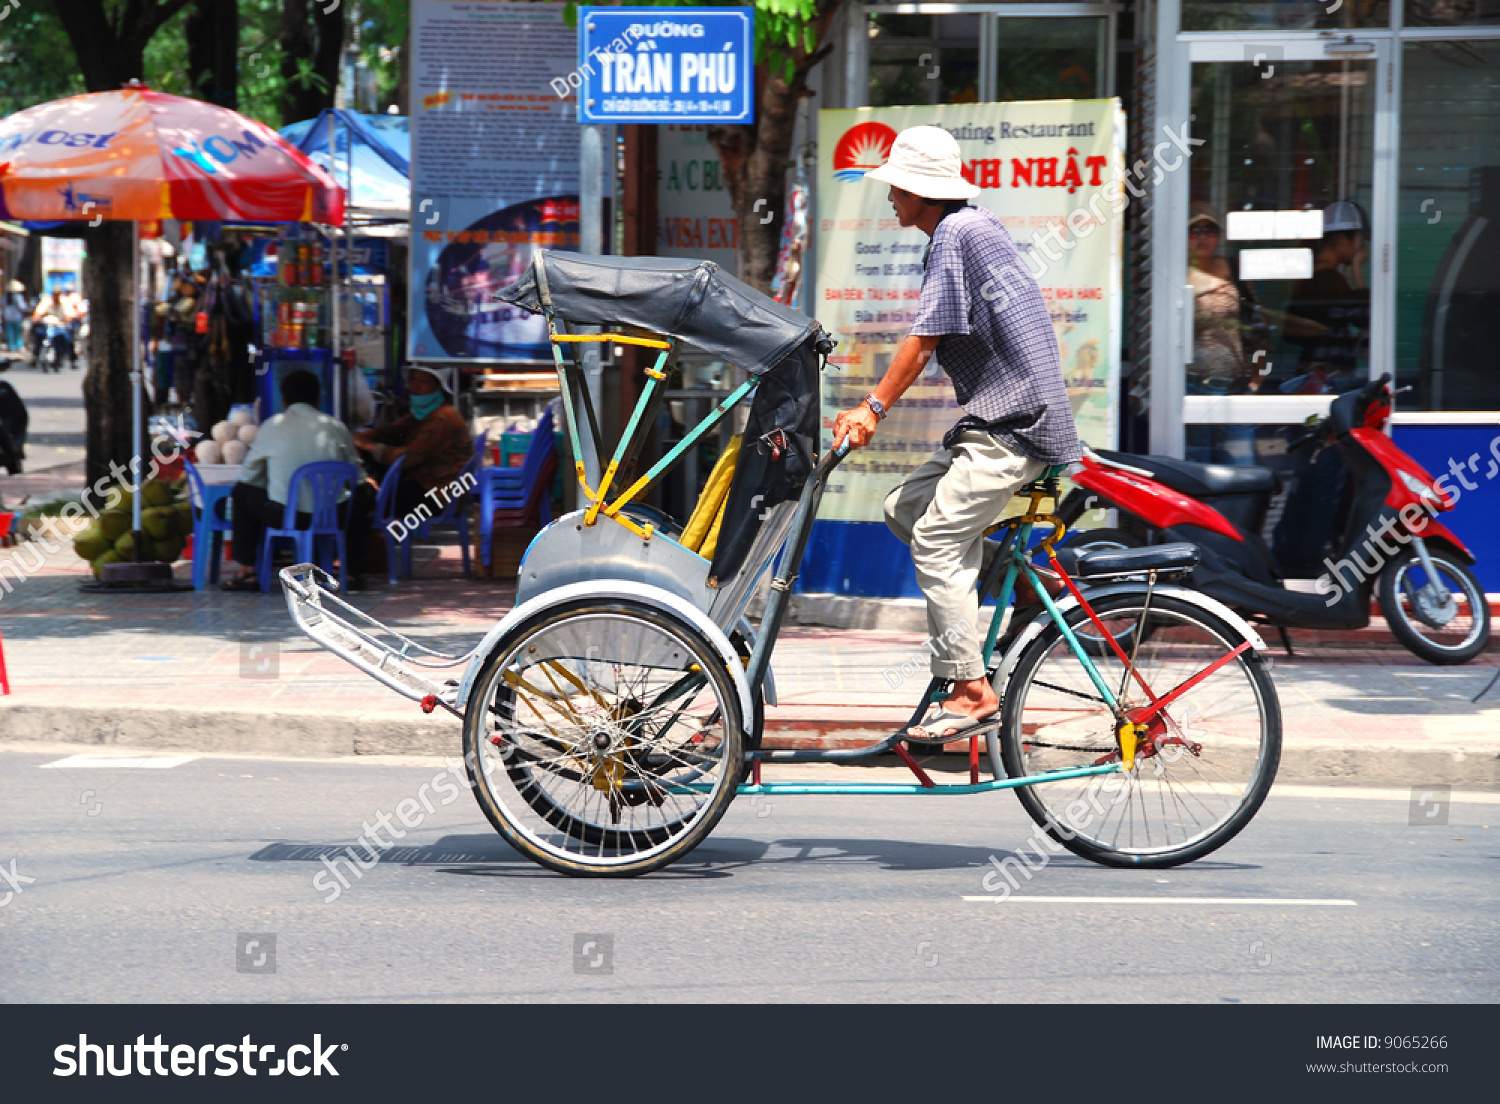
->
[3, 701, 1496, 788]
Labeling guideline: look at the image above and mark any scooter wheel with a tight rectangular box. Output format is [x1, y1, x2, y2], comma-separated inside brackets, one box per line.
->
[1377, 550, 1490, 665]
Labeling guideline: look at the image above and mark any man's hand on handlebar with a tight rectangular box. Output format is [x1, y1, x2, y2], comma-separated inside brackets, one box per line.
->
[833, 403, 879, 451]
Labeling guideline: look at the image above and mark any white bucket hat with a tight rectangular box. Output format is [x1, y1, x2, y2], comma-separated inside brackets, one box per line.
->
[864, 125, 980, 201]
[406, 363, 456, 394]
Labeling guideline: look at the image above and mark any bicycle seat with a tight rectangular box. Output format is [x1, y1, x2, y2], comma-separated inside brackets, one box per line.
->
[1063, 542, 1199, 579]
[1095, 450, 1278, 497]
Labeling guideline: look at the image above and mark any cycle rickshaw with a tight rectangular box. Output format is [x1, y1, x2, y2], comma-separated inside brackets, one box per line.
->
[282, 253, 1281, 877]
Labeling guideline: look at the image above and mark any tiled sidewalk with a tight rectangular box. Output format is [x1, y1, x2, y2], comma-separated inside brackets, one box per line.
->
[0, 529, 1497, 783]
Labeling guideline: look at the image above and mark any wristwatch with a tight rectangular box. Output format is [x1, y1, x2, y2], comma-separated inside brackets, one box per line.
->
[862, 394, 888, 421]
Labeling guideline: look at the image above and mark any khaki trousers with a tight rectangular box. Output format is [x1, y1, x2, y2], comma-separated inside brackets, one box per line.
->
[883, 431, 1044, 681]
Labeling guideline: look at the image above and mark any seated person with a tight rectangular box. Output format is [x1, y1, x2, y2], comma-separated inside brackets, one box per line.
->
[222, 370, 375, 591]
[354, 365, 472, 521]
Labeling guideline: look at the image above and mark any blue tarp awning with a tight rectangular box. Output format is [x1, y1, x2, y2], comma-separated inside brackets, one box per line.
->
[280, 109, 409, 219]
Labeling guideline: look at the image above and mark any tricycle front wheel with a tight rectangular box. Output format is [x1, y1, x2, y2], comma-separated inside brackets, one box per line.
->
[462, 597, 744, 877]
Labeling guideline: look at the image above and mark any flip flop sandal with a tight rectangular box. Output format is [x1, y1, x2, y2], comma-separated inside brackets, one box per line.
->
[220, 574, 260, 592]
[905, 706, 999, 745]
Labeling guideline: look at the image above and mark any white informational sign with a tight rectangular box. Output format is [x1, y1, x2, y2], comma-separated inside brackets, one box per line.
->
[656, 124, 737, 275]
[816, 101, 1125, 522]
[408, 0, 581, 362]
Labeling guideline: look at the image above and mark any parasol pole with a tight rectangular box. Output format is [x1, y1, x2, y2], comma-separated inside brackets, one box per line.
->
[327, 110, 340, 421]
[343, 110, 355, 423]
[130, 218, 143, 557]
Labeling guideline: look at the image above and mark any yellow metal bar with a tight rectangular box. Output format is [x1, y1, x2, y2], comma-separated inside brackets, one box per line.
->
[584, 459, 620, 526]
[606, 511, 654, 541]
[553, 333, 671, 350]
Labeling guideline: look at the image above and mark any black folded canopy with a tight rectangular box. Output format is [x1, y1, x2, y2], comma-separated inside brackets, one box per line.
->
[497, 252, 822, 375]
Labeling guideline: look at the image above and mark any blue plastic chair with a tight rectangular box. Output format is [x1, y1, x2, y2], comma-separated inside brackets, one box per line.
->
[184, 459, 234, 590]
[375, 453, 477, 583]
[479, 407, 557, 567]
[374, 457, 413, 585]
[257, 460, 358, 592]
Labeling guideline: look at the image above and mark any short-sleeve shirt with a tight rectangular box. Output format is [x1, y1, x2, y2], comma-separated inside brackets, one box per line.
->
[909, 205, 1081, 464]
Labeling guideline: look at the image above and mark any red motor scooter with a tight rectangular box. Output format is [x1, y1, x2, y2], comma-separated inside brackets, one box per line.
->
[1055, 375, 1491, 665]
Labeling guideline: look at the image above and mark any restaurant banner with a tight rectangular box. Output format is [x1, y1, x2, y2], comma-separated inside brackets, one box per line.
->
[408, 0, 581, 362]
[815, 100, 1125, 523]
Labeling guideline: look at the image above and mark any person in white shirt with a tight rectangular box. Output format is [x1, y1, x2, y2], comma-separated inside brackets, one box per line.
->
[222, 370, 375, 591]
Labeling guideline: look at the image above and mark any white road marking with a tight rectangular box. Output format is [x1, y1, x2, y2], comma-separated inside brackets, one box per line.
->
[963, 896, 1357, 905]
[41, 754, 199, 770]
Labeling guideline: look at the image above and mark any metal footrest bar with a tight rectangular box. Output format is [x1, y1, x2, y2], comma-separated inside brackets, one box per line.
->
[279, 563, 477, 709]
[748, 720, 1001, 764]
[730, 762, 1119, 796]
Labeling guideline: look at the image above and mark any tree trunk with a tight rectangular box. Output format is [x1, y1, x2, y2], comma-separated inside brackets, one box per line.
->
[50, 0, 195, 488]
[279, 0, 345, 123]
[705, 12, 841, 294]
[396, 27, 411, 115]
[708, 70, 805, 293]
[186, 0, 238, 108]
[81, 223, 137, 488]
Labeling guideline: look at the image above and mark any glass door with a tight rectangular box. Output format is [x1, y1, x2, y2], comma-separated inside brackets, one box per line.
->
[1178, 35, 1390, 466]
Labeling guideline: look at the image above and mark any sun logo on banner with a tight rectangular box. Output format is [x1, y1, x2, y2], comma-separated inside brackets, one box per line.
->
[832, 122, 897, 183]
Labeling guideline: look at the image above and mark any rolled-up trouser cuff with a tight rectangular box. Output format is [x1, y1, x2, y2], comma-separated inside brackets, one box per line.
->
[931, 657, 987, 682]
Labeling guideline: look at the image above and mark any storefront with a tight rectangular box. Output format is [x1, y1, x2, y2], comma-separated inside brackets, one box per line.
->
[809, 0, 1500, 594]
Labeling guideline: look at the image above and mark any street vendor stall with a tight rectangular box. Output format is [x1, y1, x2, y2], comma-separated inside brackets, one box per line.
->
[0, 81, 343, 585]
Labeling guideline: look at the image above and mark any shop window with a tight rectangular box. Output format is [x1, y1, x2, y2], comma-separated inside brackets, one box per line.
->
[1182, 1, 1388, 31]
[1406, 0, 1500, 26]
[868, 14, 981, 106]
[1397, 39, 1500, 410]
[993, 17, 1109, 101]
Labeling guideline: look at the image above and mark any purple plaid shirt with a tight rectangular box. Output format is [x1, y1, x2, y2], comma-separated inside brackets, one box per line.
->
[909, 205, 1081, 464]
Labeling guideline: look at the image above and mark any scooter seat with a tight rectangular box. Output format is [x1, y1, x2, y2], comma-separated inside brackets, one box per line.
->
[1096, 450, 1278, 497]
[1066, 542, 1200, 579]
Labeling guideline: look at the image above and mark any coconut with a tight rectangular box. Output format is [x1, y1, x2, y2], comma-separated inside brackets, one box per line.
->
[237, 423, 257, 446]
[220, 439, 248, 466]
[141, 479, 174, 508]
[98, 509, 130, 542]
[228, 408, 253, 427]
[194, 439, 222, 465]
[211, 420, 237, 444]
[154, 535, 185, 562]
[114, 531, 138, 560]
[143, 506, 175, 540]
[91, 549, 119, 580]
[74, 526, 108, 560]
[103, 484, 132, 513]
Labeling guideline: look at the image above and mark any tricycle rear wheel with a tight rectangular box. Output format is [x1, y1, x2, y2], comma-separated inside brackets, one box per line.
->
[462, 597, 744, 877]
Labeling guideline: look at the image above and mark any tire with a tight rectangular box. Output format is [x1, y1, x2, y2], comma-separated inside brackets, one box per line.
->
[994, 591, 1281, 868]
[462, 597, 744, 877]
[1377, 548, 1490, 665]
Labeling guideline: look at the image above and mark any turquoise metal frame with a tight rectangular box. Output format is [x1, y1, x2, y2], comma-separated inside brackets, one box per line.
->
[729, 466, 1130, 796]
[527, 246, 1130, 799]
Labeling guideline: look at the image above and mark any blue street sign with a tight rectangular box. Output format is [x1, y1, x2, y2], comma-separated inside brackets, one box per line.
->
[577, 7, 754, 125]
